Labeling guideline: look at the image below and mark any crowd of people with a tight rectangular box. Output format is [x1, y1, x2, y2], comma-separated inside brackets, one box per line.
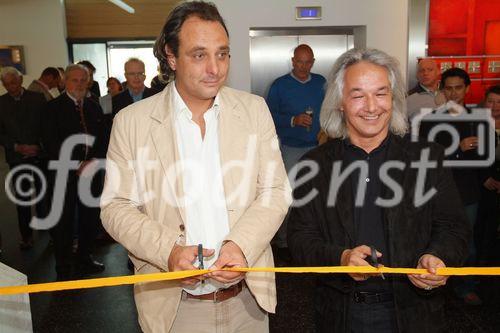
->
[0, 57, 167, 278]
[0, 1, 499, 332]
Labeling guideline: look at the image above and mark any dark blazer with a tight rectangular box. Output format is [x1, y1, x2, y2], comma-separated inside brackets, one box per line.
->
[418, 108, 490, 205]
[0, 90, 47, 165]
[287, 134, 470, 333]
[89, 81, 101, 97]
[43, 93, 108, 162]
[407, 83, 426, 96]
[111, 87, 157, 117]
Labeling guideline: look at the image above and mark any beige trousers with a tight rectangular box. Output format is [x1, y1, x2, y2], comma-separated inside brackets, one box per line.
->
[170, 285, 269, 333]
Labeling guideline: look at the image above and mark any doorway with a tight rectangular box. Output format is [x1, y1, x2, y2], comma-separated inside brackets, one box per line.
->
[249, 26, 365, 98]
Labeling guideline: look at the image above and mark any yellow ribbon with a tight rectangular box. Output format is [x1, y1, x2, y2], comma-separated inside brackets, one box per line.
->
[1, 266, 499, 296]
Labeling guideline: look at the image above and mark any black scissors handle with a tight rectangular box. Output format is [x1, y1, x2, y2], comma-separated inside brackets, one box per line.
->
[198, 244, 205, 285]
[370, 246, 379, 267]
[369, 246, 385, 280]
[197, 243, 204, 270]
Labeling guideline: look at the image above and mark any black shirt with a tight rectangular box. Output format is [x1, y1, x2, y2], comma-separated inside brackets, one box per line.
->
[343, 135, 392, 293]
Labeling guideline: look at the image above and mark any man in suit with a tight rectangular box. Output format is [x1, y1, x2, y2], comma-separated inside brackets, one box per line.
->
[0, 66, 47, 249]
[44, 64, 108, 281]
[27, 67, 61, 102]
[111, 58, 157, 117]
[418, 68, 487, 305]
[101, 2, 290, 332]
[477, 85, 500, 265]
[288, 49, 469, 332]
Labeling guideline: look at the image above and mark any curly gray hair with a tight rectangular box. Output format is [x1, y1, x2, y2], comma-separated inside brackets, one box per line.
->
[320, 48, 408, 138]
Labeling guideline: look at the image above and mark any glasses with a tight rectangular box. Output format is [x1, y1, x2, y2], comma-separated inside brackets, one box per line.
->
[125, 72, 145, 78]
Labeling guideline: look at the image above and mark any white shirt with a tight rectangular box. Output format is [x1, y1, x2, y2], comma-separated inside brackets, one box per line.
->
[172, 83, 231, 295]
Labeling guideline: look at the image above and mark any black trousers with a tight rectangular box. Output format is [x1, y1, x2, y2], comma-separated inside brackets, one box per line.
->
[476, 186, 500, 264]
[49, 169, 103, 275]
[9, 160, 48, 242]
[350, 298, 398, 333]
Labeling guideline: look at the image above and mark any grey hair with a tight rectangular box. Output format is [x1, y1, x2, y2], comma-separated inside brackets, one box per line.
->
[0, 66, 22, 80]
[320, 48, 408, 138]
[124, 57, 145, 71]
[65, 64, 89, 79]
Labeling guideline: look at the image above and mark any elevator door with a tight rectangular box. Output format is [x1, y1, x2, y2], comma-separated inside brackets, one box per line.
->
[250, 34, 353, 98]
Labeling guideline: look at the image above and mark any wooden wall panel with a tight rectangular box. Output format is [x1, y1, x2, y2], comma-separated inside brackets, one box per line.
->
[65, 0, 179, 39]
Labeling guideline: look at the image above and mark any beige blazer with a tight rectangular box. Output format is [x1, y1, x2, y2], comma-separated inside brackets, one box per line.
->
[101, 84, 291, 332]
[27, 80, 53, 101]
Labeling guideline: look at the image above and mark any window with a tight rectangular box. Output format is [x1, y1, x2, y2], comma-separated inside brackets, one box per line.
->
[71, 40, 160, 96]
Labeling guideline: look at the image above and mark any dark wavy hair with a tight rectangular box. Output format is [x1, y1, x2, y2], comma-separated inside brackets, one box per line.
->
[106, 77, 123, 91]
[439, 67, 471, 89]
[485, 84, 500, 98]
[153, 1, 228, 80]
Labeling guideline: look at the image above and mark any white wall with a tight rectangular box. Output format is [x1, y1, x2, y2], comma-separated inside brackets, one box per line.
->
[0, 0, 68, 95]
[212, 0, 409, 92]
[0, 0, 409, 94]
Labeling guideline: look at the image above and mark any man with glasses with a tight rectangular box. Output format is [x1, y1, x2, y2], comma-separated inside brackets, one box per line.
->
[112, 57, 157, 117]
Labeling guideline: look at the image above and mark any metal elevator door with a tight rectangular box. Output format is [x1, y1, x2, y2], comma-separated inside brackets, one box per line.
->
[250, 32, 354, 98]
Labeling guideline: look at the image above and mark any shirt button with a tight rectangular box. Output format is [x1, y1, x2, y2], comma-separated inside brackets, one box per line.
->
[366, 177, 370, 182]
[179, 224, 185, 232]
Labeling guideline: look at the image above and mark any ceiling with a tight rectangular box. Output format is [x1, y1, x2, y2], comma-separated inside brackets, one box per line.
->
[64, 0, 181, 39]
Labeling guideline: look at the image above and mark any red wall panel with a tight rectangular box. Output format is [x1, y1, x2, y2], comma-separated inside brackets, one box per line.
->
[427, 0, 500, 103]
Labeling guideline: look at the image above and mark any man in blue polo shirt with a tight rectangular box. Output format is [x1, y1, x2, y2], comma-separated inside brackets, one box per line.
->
[266, 44, 326, 257]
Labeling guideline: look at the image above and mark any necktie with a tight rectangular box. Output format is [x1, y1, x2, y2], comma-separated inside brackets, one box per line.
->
[76, 100, 89, 160]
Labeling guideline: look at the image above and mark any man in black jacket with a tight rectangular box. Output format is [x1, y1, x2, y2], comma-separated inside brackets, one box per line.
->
[477, 85, 500, 265]
[418, 68, 488, 305]
[0, 66, 48, 249]
[111, 57, 157, 117]
[288, 49, 469, 333]
[44, 64, 108, 280]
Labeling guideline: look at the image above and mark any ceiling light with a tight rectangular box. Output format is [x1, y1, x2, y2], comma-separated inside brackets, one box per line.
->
[108, 0, 135, 14]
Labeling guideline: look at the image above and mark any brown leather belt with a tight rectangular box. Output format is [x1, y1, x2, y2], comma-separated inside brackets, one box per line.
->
[183, 280, 244, 303]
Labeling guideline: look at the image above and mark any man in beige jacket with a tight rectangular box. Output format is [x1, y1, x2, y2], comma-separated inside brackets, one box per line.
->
[100, 2, 290, 332]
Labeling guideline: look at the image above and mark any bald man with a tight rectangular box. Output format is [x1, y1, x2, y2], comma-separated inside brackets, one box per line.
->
[407, 58, 443, 120]
[266, 44, 326, 257]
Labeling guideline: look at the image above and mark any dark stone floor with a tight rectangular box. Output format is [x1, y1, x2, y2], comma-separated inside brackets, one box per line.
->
[0, 158, 499, 332]
[0, 227, 498, 333]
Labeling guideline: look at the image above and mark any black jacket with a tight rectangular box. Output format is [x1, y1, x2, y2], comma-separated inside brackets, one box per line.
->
[287, 134, 470, 333]
[43, 93, 108, 162]
[418, 108, 491, 205]
[0, 90, 47, 165]
[407, 83, 426, 96]
[111, 87, 158, 117]
[89, 81, 101, 97]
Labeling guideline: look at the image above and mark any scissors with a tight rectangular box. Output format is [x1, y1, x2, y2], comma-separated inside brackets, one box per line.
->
[368, 246, 385, 280]
[198, 244, 205, 284]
